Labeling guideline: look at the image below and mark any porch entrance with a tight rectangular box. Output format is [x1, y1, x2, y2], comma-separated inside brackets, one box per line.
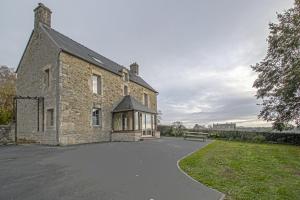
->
[112, 95, 157, 137]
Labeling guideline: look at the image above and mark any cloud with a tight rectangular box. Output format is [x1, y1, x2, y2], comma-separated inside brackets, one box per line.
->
[0, 0, 295, 127]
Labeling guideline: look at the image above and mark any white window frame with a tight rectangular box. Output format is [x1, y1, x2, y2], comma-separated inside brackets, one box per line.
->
[92, 108, 102, 127]
[143, 92, 150, 107]
[123, 71, 129, 82]
[92, 74, 102, 95]
[123, 84, 129, 96]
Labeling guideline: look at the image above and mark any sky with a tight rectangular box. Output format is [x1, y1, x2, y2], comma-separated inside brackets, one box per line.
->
[0, 0, 295, 127]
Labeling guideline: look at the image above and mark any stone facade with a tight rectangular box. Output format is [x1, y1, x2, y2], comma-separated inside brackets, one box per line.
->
[0, 125, 11, 144]
[59, 52, 157, 145]
[16, 3, 158, 145]
[16, 25, 60, 145]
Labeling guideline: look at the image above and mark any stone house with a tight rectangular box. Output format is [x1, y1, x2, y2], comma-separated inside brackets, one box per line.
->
[16, 3, 159, 145]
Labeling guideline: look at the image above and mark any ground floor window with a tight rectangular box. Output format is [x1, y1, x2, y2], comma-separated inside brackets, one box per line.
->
[113, 111, 156, 135]
[113, 111, 133, 131]
[92, 108, 102, 126]
[46, 109, 54, 128]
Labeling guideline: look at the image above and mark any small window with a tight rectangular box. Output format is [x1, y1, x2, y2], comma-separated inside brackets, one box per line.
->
[91, 56, 103, 64]
[45, 69, 50, 87]
[124, 85, 128, 96]
[144, 93, 149, 107]
[92, 74, 102, 94]
[46, 109, 54, 127]
[92, 108, 102, 126]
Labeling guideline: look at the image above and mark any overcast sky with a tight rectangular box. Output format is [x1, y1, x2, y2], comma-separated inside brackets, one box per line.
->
[0, 0, 295, 127]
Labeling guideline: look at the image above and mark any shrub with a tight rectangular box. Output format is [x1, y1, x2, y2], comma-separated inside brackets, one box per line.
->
[208, 130, 300, 145]
[252, 135, 266, 143]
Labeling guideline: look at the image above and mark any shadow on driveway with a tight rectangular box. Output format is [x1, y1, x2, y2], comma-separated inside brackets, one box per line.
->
[0, 137, 223, 200]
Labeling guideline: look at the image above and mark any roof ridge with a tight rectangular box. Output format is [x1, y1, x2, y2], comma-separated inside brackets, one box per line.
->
[42, 24, 123, 68]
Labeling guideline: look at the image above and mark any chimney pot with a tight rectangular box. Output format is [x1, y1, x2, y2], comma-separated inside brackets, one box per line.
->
[34, 3, 52, 29]
[130, 62, 139, 76]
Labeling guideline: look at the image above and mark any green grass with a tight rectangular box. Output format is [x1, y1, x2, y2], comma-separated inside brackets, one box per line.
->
[179, 140, 300, 200]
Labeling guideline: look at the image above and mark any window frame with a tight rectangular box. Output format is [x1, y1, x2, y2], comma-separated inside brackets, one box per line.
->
[123, 85, 129, 96]
[45, 68, 50, 88]
[46, 108, 54, 128]
[123, 72, 129, 82]
[92, 74, 102, 95]
[92, 108, 102, 127]
[143, 93, 149, 107]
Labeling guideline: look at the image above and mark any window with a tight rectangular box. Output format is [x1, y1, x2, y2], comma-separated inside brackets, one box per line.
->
[92, 108, 102, 126]
[122, 113, 128, 130]
[143, 93, 149, 107]
[45, 69, 50, 87]
[123, 72, 129, 82]
[46, 109, 54, 127]
[91, 56, 103, 64]
[124, 85, 128, 96]
[92, 75, 102, 94]
[134, 112, 139, 130]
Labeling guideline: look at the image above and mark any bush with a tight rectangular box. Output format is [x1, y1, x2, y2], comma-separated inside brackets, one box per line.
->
[0, 108, 13, 125]
[252, 135, 266, 143]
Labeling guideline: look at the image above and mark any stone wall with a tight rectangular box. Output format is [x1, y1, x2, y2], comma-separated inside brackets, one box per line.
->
[16, 24, 60, 145]
[111, 131, 142, 142]
[59, 52, 158, 145]
[0, 125, 11, 144]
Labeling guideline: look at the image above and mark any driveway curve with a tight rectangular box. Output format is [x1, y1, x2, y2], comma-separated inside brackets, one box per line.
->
[0, 137, 223, 200]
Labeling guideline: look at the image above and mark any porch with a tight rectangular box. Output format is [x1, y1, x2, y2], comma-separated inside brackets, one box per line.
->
[111, 95, 160, 141]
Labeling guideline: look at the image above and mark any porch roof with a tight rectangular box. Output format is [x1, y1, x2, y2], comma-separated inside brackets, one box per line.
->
[113, 95, 156, 114]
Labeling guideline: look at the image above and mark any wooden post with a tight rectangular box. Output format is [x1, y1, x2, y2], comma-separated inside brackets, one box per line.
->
[37, 98, 40, 132]
[14, 98, 17, 144]
[132, 111, 135, 131]
[42, 97, 44, 132]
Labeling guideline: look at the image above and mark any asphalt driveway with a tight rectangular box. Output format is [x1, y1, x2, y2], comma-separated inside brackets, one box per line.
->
[0, 137, 223, 200]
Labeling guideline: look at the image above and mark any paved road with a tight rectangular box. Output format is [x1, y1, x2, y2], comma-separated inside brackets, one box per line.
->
[0, 137, 223, 200]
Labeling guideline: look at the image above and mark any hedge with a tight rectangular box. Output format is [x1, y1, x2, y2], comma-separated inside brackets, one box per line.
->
[206, 130, 300, 145]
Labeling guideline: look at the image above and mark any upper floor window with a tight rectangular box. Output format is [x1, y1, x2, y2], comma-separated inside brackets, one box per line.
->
[92, 74, 102, 94]
[92, 108, 102, 126]
[144, 93, 149, 107]
[123, 72, 129, 82]
[45, 68, 50, 87]
[124, 85, 128, 96]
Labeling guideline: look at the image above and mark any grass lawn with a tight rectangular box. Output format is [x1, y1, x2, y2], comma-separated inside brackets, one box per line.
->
[179, 140, 300, 200]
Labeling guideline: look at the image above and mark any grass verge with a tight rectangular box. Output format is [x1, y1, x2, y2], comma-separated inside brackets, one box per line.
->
[179, 140, 300, 200]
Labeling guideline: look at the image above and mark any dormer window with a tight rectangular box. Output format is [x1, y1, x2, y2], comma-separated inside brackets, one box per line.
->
[91, 56, 103, 64]
[124, 85, 128, 96]
[123, 72, 129, 82]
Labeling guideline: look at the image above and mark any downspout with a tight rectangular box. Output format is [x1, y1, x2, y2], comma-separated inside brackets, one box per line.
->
[55, 50, 62, 145]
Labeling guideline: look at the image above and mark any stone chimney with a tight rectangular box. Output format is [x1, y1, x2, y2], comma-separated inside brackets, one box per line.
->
[130, 62, 139, 76]
[34, 3, 52, 29]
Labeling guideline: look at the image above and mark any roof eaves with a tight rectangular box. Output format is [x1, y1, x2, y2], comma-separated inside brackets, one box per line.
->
[16, 30, 34, 73]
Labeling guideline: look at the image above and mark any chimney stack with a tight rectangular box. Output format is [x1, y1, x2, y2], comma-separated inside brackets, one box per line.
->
[34, 3, 52, 29]
[130, 62, 139, 76]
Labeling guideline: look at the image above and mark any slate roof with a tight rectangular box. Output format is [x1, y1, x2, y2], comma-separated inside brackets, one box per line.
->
[113, 95, 156, 113]
[41, 24, 157, 93]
